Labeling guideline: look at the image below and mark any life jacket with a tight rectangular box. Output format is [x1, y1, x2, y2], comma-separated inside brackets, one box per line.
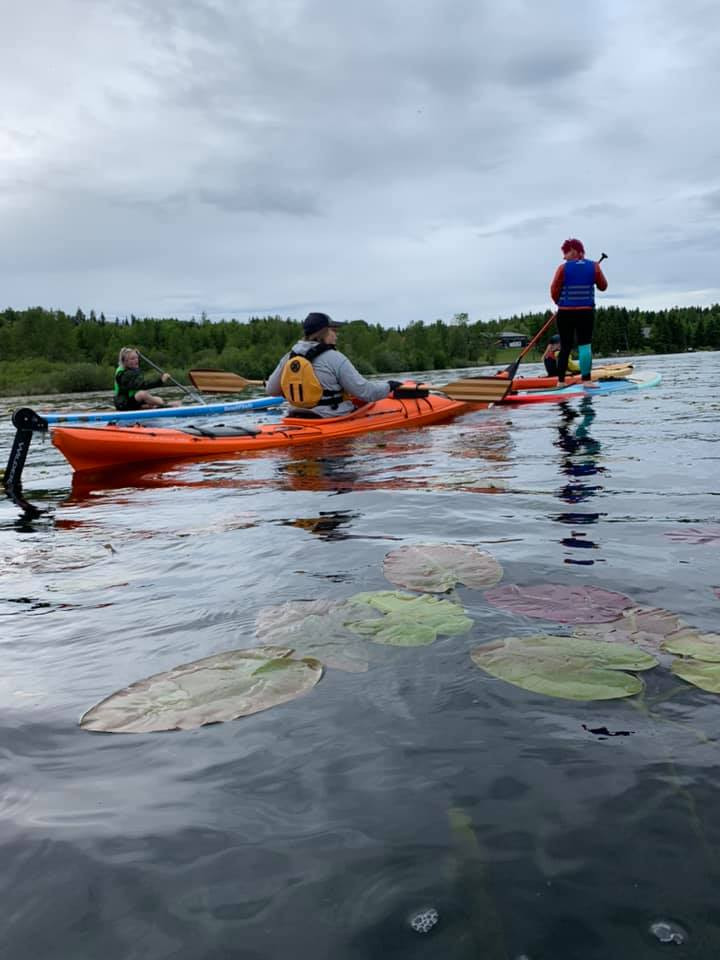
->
[114, 365, 135, 402]
[558, 259, 596, 308]
[279, 343, 345, 409]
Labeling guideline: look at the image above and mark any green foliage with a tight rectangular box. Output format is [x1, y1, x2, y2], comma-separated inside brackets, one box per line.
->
[1, 302, 719, 396]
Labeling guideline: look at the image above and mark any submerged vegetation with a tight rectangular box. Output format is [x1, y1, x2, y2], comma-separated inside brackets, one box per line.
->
[1, 303, 719, 396]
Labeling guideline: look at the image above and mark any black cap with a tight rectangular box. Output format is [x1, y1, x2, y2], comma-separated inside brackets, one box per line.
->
[303, 312, 344, 336]
[549, 334, 561, 344]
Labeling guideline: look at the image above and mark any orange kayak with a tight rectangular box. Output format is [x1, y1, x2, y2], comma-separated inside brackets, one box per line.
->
[51, 394, 476, 473]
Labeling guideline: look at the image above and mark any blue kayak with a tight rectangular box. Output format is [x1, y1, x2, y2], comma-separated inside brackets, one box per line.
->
[38, 395, 284, 425]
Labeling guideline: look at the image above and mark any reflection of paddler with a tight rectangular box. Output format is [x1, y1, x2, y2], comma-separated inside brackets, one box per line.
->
[543, 334, 580, 377]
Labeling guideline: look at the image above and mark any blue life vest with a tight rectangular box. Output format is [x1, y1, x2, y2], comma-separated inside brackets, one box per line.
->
[558, 259, 596, 308]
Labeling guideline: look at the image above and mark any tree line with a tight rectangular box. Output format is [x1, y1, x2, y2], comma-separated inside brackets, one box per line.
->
[1, 303, 719, 396]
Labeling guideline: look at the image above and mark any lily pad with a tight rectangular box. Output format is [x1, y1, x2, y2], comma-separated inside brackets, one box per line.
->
[573, 606, 692, 650]
[79, 645, 322, 733]
[344, 591, 472, 646]
[483, 583, 633, 623]
[471, 633, 657, 701]
[383, 543, 503, 593]
[670, 659, 720, 694]
[661, 631, 720, 662]
[255, 599, 370, 672]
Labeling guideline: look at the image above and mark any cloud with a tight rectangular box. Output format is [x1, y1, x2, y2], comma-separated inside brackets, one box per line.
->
[1, 0, 719, 323]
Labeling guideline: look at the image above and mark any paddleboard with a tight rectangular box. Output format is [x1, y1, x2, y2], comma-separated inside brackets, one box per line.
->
[502, 370, 661, 404]
[38, 395, 284, 425]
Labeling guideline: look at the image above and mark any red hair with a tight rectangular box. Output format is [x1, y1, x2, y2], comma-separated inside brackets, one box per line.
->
[561, 237, 585, 256]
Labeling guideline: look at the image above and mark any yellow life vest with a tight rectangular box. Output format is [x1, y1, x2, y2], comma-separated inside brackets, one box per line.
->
[279, 343, 344, 409]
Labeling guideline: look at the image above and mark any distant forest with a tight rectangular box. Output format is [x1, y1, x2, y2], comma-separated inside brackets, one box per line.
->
[1, 303, 719, 396]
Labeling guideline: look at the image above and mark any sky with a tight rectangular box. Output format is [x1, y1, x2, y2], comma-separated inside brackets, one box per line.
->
[2, 0, 720, 327]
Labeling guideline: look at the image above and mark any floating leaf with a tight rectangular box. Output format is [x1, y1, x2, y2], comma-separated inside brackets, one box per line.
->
[470, 634, 657, 701]
[574, 606, 691, 650]
[662, 631, 720, 662]
[664, 525, 720, 544]
[80, 645, 322, 733]
[255, 599, 370, 672]
[383, 543, 503, 593]
[344, 591, 472, 646]
[483, 583, 632, 623]
[670, 659, 720, 694]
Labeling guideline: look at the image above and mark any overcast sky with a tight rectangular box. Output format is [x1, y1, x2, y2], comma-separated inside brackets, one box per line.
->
[2, 0, 719, 326]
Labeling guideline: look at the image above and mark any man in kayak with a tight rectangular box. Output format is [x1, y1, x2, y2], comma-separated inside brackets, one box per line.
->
[543, 334, 580, 377]
[550, 239, 608, 383]
[114, 347, 171, 410]
[265, 312, 401, 417]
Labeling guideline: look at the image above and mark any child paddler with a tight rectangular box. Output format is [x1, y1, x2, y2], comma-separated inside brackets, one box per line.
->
[265, 312, 401, 418]
[114, 347, 171, 410]
[543, 334, 580, 377]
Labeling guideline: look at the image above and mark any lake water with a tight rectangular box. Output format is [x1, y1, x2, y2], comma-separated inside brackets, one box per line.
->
[1, 352, 719, 959]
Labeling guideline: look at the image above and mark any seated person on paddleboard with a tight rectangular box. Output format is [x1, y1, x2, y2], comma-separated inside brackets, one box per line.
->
[265, 312, 402, 418]
[543, 334, 580, 377]
[114, 347, 171, 411]
[550, 238, 608, 383]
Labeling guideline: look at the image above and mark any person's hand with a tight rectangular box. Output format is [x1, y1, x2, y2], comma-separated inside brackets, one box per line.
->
[387, 380, 402, 393]
[161, 373, 171, 383]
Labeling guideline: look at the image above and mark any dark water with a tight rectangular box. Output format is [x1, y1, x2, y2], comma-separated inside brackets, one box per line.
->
[1, 352, 719, 959]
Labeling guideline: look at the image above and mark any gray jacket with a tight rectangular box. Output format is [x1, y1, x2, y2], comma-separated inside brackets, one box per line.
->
[265, 341, 391, 417]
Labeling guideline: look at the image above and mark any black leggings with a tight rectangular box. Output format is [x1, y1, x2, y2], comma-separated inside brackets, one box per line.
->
[556, 309, 594, 380]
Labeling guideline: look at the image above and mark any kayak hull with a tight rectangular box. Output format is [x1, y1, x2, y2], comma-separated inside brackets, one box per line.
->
[503, 370, 661, 404]
[39, 395, 283, 425]
[51, 394, 476, 473]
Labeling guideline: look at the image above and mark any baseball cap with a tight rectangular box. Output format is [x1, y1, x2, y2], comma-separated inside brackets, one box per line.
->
[549, 334, 561, 344]
[303, 312, 344, 336]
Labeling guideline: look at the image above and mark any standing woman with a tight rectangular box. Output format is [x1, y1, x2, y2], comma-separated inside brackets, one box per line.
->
[114, 347, 170, 410]
[550, 239, 608, 383]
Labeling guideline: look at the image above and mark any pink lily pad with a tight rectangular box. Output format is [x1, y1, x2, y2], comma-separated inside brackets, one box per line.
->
[573, 606, 691, 651]
[383, 543, 503, 593]
[484, 583, 633, 624]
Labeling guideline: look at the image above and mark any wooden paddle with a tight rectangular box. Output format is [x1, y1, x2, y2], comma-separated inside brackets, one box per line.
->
[428, 377, 515, 404]
[188, 369, 265, 393]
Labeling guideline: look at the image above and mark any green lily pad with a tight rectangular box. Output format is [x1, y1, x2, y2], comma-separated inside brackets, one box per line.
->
[383, 543, 503, 593]
[661, 631, 720, 662]
[471, 633, 657, 701]
[255, 599, 370, 672]
[670, 659, 720, 693]
[79, 645, 322, 733]
[344, 591, 472, 646]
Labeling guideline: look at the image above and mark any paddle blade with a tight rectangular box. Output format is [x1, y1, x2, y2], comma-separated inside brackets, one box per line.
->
[436, 377, 513, 403]
[189, 369, 264, 393]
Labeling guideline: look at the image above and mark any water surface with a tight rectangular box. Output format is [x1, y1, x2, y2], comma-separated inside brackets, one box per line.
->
[2, 353, 719, 959]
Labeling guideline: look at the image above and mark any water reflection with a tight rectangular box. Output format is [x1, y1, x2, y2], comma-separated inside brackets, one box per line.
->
[552, 398, 606, 565]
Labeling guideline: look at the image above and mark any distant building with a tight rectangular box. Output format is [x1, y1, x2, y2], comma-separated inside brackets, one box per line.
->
[497, 331, 529, 348]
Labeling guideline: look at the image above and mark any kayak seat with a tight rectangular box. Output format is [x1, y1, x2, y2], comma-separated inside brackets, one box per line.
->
[181, 424, 262, 438]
